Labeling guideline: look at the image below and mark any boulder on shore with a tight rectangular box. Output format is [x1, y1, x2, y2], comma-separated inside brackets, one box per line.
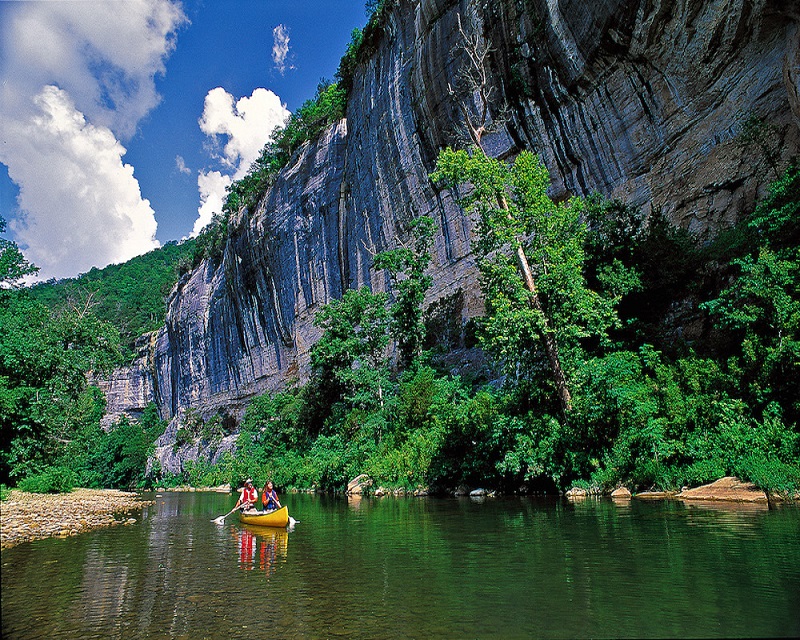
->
[565, 487, 588, 498]
[677, 477, 768, 503]
[347, 474, 373, 495]
[611, 487, 632, 499]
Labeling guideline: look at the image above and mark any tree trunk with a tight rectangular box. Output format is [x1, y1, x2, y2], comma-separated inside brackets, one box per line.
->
[464, 65, 572, 413]
[498, 191, 573, 414]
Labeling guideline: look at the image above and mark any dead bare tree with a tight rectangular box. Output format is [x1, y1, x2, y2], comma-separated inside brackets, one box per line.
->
[448, 13, 573, 414]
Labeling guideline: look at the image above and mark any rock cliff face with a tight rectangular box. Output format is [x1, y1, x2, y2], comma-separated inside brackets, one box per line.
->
[100, 0, 800, 472]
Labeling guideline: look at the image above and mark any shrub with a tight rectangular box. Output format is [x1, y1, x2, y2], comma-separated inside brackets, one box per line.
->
[18, 466, 77, 493]
[735, 454, 800, 499]
[241, 389, 306, 451]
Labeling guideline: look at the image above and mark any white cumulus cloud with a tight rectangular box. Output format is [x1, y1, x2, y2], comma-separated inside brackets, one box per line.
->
[272, 24, 293, 75]
[0, 0, 186, 279]
[199, 87, 289, 179]
[6, 86, 159, 279]
[193, 170, 233, 237]
[191, 87, 289, 236]
[1, 0, 185, 138]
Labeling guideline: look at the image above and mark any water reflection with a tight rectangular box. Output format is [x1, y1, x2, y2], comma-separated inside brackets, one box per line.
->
[346, 494, 363, 510]
[232, 525, 288, 576]
[2, 493, 798, 639]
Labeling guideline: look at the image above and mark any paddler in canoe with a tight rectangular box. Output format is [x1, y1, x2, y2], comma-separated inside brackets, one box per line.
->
[235, 478, 258, 512]
[239, 478, 289, 527]
[261, 480, 281, 511]
[214, 477, 288, 525]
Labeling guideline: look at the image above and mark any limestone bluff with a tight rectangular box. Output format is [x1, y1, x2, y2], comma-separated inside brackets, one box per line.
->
[98, 0, 800, 474]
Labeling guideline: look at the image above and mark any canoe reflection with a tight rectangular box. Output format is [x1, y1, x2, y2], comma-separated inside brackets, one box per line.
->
[232, 525, 289, 574]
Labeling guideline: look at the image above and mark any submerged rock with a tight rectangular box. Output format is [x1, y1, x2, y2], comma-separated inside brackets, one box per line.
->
[633, 491, 673, 500]
[566, 487, 588, 498]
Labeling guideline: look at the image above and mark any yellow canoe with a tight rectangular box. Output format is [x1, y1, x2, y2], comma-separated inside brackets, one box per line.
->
[238, 506, 289, 528]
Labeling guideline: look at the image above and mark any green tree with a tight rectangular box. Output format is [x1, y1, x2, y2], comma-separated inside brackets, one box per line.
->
[735, 113, 782, 179]
[311, 287, 391, 411]
[747, 159, 799, 251]
[374, 216, 435, 369]
[0, 294, 123, 482]
[0, 215, 38, 289]
[432, 18, 579, 414]
[702, 162, 800, 420]
[433, 150, 622, 413]
[702, 247, 800, 416]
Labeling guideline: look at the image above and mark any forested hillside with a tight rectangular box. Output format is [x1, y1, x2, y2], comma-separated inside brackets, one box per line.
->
[29, 239, 196, 353]
[0, 233, 191, 487]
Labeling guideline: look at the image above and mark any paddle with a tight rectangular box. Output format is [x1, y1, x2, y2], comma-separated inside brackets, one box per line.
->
[212, 505, 239, 524]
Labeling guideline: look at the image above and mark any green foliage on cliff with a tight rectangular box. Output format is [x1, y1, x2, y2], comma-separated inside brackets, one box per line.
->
[374, 216, 436, 368]
[311, 287, 392, 413]
[83, 407, 166, 489]
[336, 0, 398, 95]
[224, 81, 347, 215]
[191, 81, 347, 267]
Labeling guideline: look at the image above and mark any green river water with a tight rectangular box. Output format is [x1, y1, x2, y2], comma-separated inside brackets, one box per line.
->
[1, 492, 798, 639]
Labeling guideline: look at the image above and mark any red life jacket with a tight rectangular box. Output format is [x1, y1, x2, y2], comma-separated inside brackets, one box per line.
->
[241, 486, 257, 503]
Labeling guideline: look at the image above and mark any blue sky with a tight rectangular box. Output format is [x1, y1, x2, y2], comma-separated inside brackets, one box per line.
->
[0, 0, 368, 280]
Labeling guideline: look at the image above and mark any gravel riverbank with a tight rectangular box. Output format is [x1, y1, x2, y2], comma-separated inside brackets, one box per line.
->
[1, 489, 154, 549]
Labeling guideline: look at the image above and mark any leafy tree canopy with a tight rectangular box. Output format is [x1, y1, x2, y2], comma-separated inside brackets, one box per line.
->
[0, 215, 38, 290]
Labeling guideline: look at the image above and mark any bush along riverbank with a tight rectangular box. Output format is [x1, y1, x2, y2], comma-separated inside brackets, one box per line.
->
[147, 161, 799, 501]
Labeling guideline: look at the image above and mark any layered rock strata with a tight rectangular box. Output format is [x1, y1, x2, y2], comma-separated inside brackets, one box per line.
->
[101, 0, 799, 472]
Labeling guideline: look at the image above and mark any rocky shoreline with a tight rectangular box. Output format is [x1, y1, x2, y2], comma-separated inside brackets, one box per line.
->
[566, 477, 795, 504]
[1, 489, 154, 550]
